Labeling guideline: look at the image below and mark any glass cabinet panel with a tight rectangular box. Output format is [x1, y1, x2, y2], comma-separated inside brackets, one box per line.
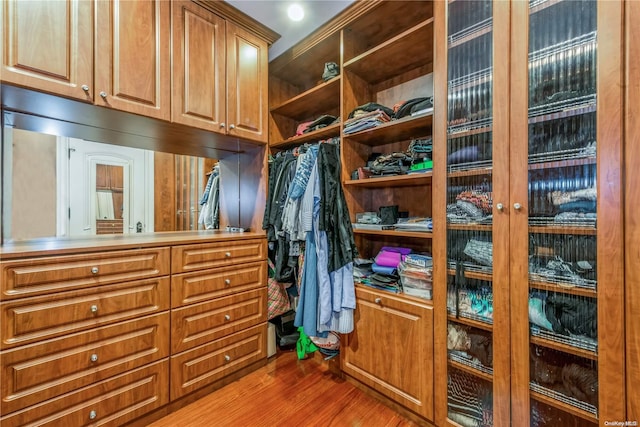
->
[526, 1, 598, 425]
[445, 1, 494, 425]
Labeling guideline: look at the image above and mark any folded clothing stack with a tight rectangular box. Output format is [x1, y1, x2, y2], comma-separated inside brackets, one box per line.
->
[343, 108, 392, 134]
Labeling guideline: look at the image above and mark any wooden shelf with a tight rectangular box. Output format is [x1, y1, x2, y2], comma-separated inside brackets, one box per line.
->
[528, 103, 596, 124]
[270, 123, 341, 149]
[530, 0, 564, 15]
[530, 391, 598, 424]
[447, 223, 492, 232]
[448, 314, 493, 331]
[447, 167, 493, 178]
[344, 172, 432, 188]
[448, 360, 493, 382]
[529, 225, 596, 235]
[530, 336, 597, 361]
[447, 125, 492, 138]
[353, 229, 433, 239]
[344, 19, 434, 85]
[448, 268, 493, 282]
[270, 77, 341, 119]
[448, 21, 492, 49]
[528, 156, 596, 171]
[343, 113, 433, 146]
[529, 279, 597, 298]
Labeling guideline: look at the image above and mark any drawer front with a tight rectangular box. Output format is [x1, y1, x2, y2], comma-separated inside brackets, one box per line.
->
[1, 313, 169, 414]
[171, 288, 267, 353]
[1, 247, 170, 300]
[171, 239, 266, 273]
[171, 261, 266, 307]
[0, 360, 169, 427]
[170, 323, 266, 400]
[1, 277, 170, 349]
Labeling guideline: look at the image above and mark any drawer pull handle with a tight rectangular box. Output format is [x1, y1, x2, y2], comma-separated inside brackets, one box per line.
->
[374, 298, 382, 304]
[81, 84, 90, 92]
[90, 305, 98, 313]
[225, 252, 231, 258]
[224, 314, 231, 321]
[224, 279, 231, 285]
[90, 353, 98, 362]
[89, 410, 97, 420]
[224, 355, 231, 362]
[91, 267, 99, 274]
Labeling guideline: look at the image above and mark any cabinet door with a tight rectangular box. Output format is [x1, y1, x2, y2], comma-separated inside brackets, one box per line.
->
[0, 0, 93, 101]
[343, 287, 434, 420]
[172, 1, 227, 133]
[94, 0, 170, 120]
[439, 1, 511, 426]
[510, 1, 625, 425]
[225, 22, 269, 143]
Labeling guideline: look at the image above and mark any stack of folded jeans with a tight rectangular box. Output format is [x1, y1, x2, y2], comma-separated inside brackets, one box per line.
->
[343, 109, 391, 134]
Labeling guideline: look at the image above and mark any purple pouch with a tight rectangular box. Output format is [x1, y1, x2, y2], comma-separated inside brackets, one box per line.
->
[374, 246, 412, 268]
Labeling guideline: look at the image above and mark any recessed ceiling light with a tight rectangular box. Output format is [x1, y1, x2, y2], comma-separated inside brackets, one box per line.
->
[287, 3, 304, 22]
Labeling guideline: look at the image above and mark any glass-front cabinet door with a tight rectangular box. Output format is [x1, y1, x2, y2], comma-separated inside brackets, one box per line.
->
[439, 1, 510, 426]
[511, 0, 625, 426]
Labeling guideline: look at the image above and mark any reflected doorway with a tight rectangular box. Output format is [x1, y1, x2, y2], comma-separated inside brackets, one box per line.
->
[95, 164, 124, 234]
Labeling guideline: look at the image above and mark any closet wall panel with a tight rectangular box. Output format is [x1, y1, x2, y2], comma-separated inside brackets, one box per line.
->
[625, 0, 640, 422]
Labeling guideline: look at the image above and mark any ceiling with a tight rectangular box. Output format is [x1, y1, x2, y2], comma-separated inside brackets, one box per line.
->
[225, 0, 355, 61]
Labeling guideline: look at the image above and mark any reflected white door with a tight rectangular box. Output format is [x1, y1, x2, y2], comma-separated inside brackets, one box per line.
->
[67, 138, 153, 235]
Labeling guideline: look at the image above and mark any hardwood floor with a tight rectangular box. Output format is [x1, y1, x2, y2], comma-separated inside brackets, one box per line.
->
[147, 350, 420, 427]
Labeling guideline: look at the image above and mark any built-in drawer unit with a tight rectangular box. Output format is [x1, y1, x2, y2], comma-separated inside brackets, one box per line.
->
[171, 239, 266, 273]
[1, 247, 170, 300]
[0, 313, 169, 415]
[171, 261, 266, 307]
[171, 288, 267, 353]
[0, 360, 169, 427]
[1, 277, 170, 349]
[170, 324, 267, 400]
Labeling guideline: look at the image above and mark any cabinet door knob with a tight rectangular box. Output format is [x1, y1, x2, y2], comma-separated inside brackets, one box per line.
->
[220, 123, 226, 128]
[90, 304, 99, 313]
[225, 252, 231, 258]
[374, 297, 382, 304]
[91, 267, 99, 274]
[224, 279, 231, 285]
[229, 124, 235, 130]
[81, 84, 90, 92]
[513, 203, 522, 210]
[99, 91, 108, 99]
[496, 203, 504, 211]
[224, 355, 231, 362]
[89, 410, 97, 420]
[224, 314, 231, 321]
[90, 353, 98, 362]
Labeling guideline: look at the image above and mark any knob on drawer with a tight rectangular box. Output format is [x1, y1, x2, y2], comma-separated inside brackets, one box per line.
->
[90, 305, 98, 313]
[225, 252, 231, 258]
[224, 314, 231, 321]
[89, 410, 97, 420]
[90, 353, 98, 362]
[374, 298, 382, 304]
[224, 355, 231, 362]
[224, 279, 231, 285]
[91, 267, 99, 274]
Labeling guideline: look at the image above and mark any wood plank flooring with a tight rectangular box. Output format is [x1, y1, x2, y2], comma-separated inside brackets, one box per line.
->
[147, 350, 420, 427]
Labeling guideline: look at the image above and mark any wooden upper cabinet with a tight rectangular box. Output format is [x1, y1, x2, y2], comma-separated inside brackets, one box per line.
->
[0, 0, 93, 101]
[172, 1, 226, 133]
[226, 21, 269, 143]
[94, 0, 171, 121]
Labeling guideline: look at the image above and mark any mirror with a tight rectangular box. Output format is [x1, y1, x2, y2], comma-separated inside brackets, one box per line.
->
[2, 127, 219, 241]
